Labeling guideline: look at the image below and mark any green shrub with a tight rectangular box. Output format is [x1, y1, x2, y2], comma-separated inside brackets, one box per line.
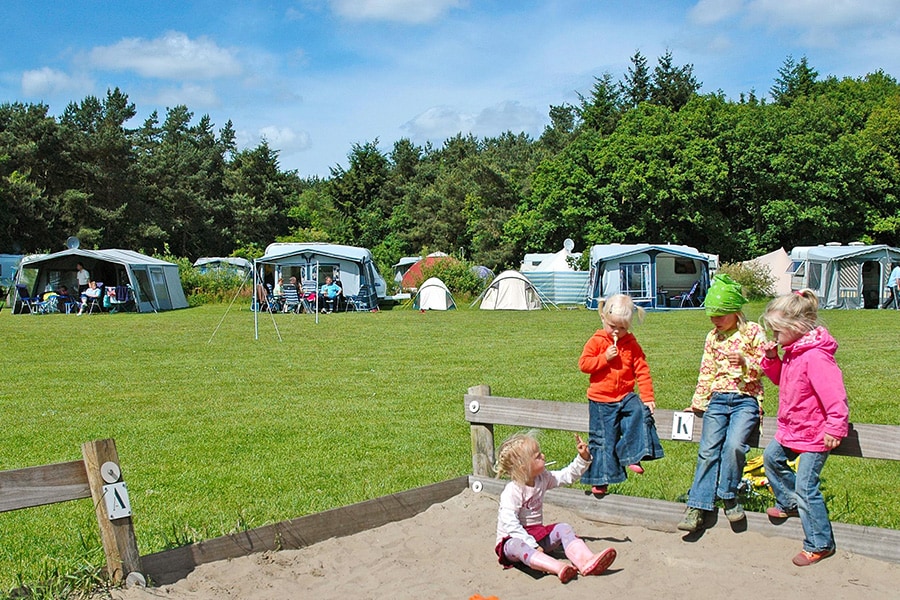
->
[420, 259, 484, 296]
[716, 261, 776, 300]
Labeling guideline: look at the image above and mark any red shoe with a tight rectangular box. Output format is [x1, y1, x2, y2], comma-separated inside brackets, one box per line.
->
[766, 506, 799, 519]
[591, 485, 608, 497]
[628, 464, 644, 474]
[792, 549, 834, 566]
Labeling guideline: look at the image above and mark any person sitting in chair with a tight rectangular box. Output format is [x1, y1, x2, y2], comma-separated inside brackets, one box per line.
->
[319, 276, 341, 313]
[77, 280, 101, 315]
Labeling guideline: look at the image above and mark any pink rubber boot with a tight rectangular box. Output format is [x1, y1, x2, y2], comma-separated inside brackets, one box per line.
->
[527, 551, 577, 583]
[565, 539, 617, 576]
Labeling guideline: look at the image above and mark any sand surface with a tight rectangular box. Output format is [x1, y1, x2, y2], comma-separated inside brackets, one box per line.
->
[112, 489, 898, 600]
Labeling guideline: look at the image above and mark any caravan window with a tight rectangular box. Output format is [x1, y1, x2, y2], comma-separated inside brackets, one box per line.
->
[787, 261, 804, 275]
[673, 258, 697, 274]
[620, 262, 651, 299]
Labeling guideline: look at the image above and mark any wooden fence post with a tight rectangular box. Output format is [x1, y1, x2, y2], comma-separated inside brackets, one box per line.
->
[81, 439, 143, 583]
[467, 385, 495, 478]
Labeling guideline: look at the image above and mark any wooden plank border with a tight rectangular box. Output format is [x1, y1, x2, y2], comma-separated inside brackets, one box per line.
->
[140, 476, 469, 585]
[468, 476, 900, 564]
[464, 389, 900, 464]
[464, 385, 900, 565]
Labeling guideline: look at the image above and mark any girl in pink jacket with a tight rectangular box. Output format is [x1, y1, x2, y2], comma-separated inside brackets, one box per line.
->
[760, 289, 849, 567]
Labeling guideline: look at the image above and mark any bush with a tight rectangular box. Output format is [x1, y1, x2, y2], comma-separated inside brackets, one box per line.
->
[716, 261, 776, 300]
[158, 253, 249, 306]
[420, 260, 484, 296]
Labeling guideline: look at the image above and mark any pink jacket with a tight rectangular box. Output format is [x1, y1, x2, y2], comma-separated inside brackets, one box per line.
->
[761, 326, 849, 452]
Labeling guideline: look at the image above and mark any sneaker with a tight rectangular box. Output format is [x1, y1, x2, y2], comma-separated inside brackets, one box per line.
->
[627, 464, 644, 474]
[723, 498, 745, 522]
[677, 507, 704, 532]
[591, 485, 608, 497]
[766, 506, 799, 519]
[792, 549, 834, 567]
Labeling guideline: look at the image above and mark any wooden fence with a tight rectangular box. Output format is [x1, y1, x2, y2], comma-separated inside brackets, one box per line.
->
[0, 439, 143, 585]
[464, 384, 900, 564]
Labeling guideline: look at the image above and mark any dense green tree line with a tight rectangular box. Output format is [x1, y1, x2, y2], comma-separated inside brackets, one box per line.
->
[2, 53, 899, 279]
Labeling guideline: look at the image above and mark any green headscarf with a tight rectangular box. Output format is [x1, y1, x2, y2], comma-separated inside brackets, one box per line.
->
[704, 274, 747, 316]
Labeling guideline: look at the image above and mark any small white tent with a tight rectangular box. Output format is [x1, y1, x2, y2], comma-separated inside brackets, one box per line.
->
[743, 248, 792, 296]
[475, 270, 549, 310]
[412, 277, 456, 310]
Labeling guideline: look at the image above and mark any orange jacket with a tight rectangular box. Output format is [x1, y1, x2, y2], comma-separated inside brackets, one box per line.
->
[579, 329, 655, 404]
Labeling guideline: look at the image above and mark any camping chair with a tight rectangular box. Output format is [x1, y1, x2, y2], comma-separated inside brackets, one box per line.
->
[108, 285, 135, 313]
[282, 283, 302, 313]
[14, 284, 43, 314]
[346, 286, 373, 312]
[679, 280, 702, 308]
[84, 282, 105, 314]
[301, 279, 317, 313]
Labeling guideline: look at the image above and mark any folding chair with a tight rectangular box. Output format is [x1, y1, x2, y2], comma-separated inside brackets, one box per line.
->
[679, 281, 702, 308]
[281, 284, 302, 313]
[108, 285, 135, 313]
[84, 282, 105, 314]
[14, 284, 42, 314]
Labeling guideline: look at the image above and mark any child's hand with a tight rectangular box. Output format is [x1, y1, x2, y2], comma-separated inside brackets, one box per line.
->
[761, 341, 779, 359]
[575, 434, 592, 461]
[605, 345, 618, 361]
[644, 401, 656, 414]
[824, 433, 842, 450]
[727, 352, 744, 367]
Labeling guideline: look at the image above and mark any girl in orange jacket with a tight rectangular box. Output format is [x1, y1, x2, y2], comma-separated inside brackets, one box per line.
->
[579, 294, 663, 496]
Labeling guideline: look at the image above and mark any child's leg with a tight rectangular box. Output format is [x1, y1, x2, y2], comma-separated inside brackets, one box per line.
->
[763, 441, 798, 511]
[615, 393, 662, 467]
[581, 401, 626, 486]
[503, 538, 576, 583]
[687, 393, 730, 511]
[716, 394, 760, 501]
[551, 523, 616, 576]
[794, 451, 835, 552]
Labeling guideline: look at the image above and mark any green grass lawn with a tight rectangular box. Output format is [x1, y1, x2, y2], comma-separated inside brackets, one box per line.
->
[1, 301, 898, 592]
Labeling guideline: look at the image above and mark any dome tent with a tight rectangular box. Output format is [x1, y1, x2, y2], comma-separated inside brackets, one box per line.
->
[412, 277, 457, 311]
[473, 270, 554, 310]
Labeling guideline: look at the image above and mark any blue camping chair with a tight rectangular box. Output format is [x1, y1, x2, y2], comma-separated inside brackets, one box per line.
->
[14, 284, 44, 314]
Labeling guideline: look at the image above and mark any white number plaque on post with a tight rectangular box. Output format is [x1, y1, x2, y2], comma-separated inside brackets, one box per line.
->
[671, 412, 695, 441]
[103, 482, 133, 520]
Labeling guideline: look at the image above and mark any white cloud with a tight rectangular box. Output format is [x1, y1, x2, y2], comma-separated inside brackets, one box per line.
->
[402, 106, 472, 140]
[258, 126, 311, 152]
[87, 31, 242, 80]
[21, 67, 92, 97]
[329, 0, 465, 24]
[747, 0, 900, 30]
[472, 101, 544, 137]
[689, 0, 745, 26]
[401, 101, 544, 142]
[151, 83, 220, 108]
[739, 0, 900, 48]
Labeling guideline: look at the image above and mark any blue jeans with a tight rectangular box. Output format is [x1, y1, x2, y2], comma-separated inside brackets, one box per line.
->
[763, 441, 834, 553]
[581, 393, 664, 486]
[687, 393, 760, 511]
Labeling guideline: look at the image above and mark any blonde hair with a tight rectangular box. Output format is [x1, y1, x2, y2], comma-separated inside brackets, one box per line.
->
[760, 289, 820, 336]
[494, 430, 541, 484]
[598, 294, 645, 328]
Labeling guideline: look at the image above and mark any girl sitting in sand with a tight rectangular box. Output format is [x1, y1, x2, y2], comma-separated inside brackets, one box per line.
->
[493, 430, 617, 583]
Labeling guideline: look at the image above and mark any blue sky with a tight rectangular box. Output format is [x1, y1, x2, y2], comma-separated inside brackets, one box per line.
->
[3, 1, 900, 178]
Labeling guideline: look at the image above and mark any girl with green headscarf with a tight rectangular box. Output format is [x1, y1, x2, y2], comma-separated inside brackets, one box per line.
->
[677, 274, 768, 533]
